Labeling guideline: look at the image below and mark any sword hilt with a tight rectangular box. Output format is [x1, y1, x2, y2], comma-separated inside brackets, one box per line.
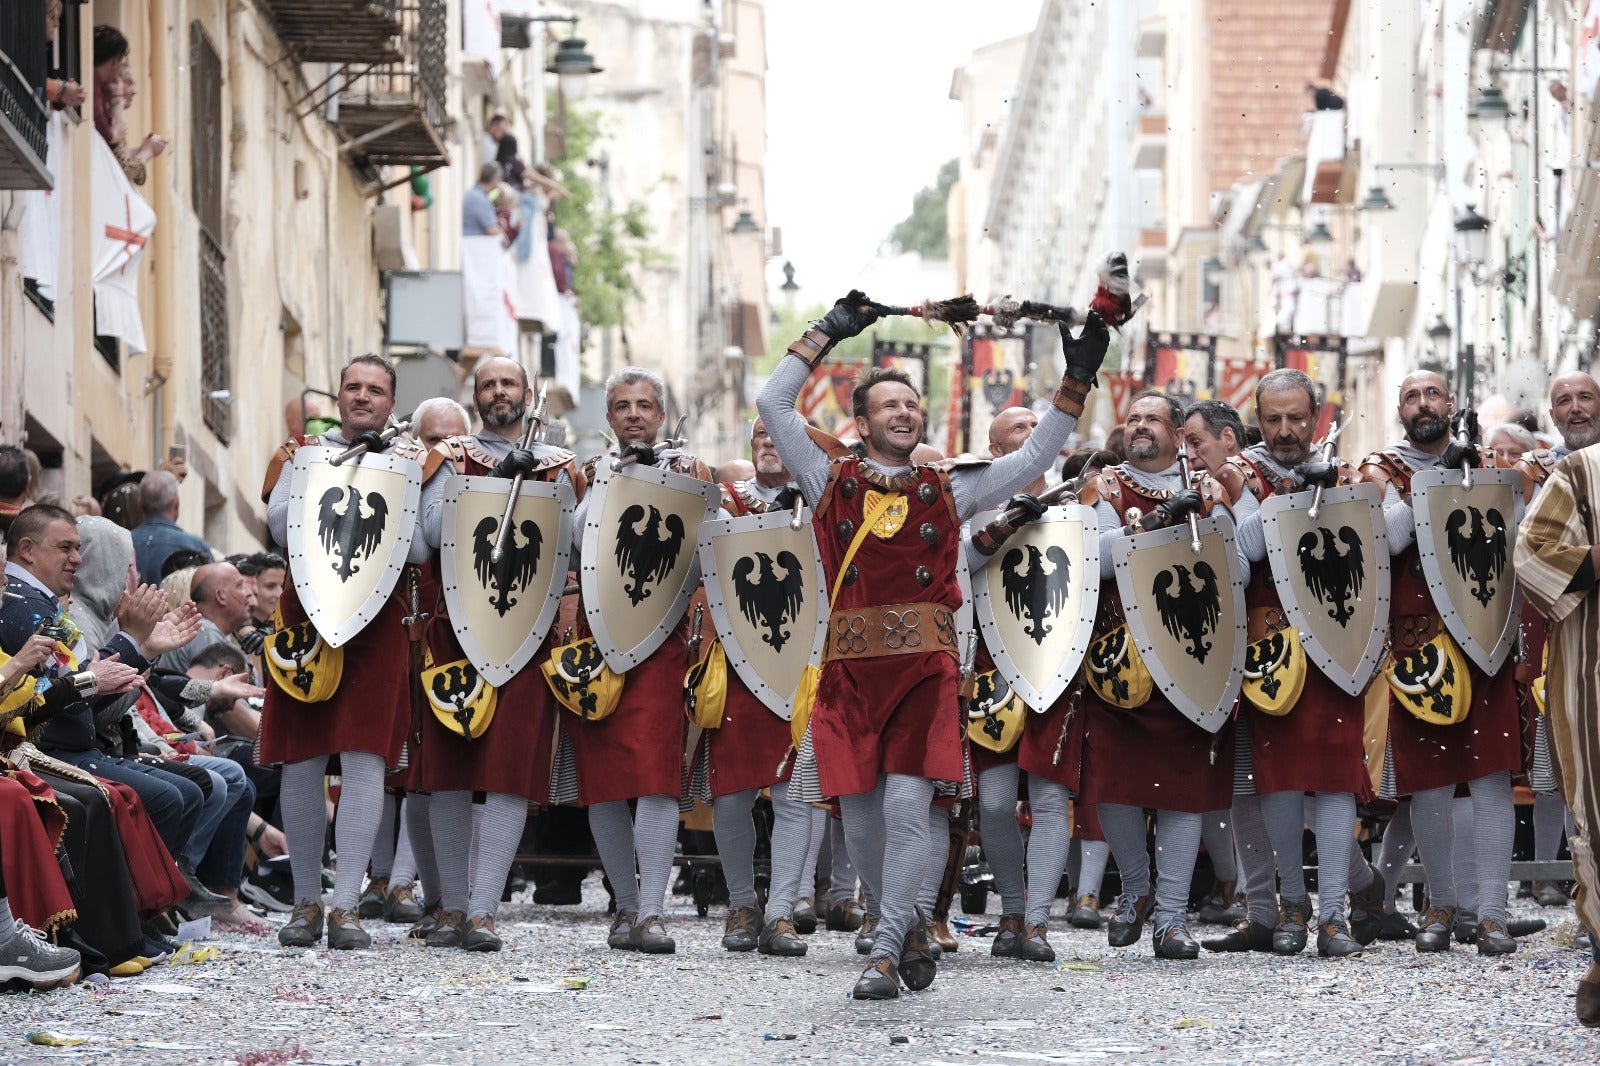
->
[329, 419, 412, 467]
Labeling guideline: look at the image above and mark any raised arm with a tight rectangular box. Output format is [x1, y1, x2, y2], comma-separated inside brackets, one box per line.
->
[755, 292, 882, 508]
[949, 315, 1109, 519]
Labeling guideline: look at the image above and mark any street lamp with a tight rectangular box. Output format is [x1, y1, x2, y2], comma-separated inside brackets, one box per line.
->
[1305, 221, 1333, 246]
[1359, 186, 1394, 211]
[547, 36, 603, 99]
[729, 209, 761, 252]
[1453, 206, 1491, 277]
[1467, 84, 1512, 134]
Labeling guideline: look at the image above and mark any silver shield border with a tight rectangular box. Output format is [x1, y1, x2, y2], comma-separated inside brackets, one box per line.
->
[581, 460, 721, 672]
[1260, 483, 1391, 696]
[1112, 514, 1247, 733]
[697, 506, 827, 720]
[971, 504, 1101, 711]
[285, 446, 422, 649]
[1412, 466, 1522, 675]
[440, 475, 576, 688]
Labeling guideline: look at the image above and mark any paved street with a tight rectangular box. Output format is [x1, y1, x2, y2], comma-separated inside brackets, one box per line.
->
[6, 879, 1595, 1064]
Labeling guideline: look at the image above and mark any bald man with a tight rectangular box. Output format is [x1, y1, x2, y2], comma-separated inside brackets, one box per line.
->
[160, 562, 255, 676]
[1361, 371, 1523, 956]
[1515, 371, 1600, 908]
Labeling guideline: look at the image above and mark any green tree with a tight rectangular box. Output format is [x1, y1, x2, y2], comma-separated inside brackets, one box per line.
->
[887, 158, 958, 258]
[546, 102, 662, 330]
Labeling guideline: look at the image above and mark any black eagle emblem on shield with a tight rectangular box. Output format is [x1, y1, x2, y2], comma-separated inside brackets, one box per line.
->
[1296, 525, 1365, 626]
[1445, 506, 1507, 607]
[316, 486, 389, 583]
[982, 367, 1015, 411]
[614, 504, 686, 606]
[732, 551, 805, 652]
[1000, 544, 1072, 645]
[430, 661, 483, 739]
[473, 517, 542, 617]
[1152, 562, 1221, 664]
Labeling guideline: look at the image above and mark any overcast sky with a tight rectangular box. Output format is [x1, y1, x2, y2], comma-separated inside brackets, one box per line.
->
[764, 0, 1043, 305]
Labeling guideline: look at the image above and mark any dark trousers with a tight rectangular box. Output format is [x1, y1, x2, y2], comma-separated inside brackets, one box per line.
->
[43, 750, 203, 857]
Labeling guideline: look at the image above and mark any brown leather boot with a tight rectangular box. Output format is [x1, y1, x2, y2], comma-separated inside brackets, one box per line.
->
[1578, 963, 1600, 1027]
[929, 917, 959, 953]
[991, 914, 1024, 958]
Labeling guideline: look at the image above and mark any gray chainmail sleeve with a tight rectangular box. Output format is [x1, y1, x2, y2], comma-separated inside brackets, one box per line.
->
[1382, 481, 1416, 552]
[754, 355, 836, 509]
[1232, 487, 1267, 563]
[946, 406, 1077, 521]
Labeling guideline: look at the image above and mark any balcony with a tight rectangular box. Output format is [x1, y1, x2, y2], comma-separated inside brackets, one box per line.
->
[1130, 110, 1167, 170]
[335, 0, 449, 185]
[259, 0, 402, 65]
[0, 4, 51, 189]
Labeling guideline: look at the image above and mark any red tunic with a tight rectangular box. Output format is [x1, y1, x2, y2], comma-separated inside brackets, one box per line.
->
[259, 436, 432, 769]
[415, 439, 579, 802]
[102, 780, 186, 919]
[560, 452, 713, 805]
[1070, 468, 1235, 813]
[0, 773, 75, 932]
[810, 460, 965, 797]
[1362, 452, 1522, 793]
[1225, 454, 1372, 798]
[693, 483, 796, 797]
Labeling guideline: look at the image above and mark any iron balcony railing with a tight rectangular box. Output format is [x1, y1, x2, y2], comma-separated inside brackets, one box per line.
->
[0, 0, 50, 188]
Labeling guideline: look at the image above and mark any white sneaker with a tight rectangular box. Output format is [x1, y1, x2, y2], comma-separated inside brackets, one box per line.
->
[0, 920, 81, 987]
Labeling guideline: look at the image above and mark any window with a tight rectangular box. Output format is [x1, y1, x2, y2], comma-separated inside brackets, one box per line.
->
[191, 23, 230, 441]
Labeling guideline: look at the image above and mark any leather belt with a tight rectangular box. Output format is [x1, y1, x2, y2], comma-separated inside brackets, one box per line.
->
[1389, 613, 1443, 653]
[825, 601, 958, 662]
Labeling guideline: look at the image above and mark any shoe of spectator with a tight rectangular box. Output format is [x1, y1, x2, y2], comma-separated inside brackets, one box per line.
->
[425, 909, 466, 949]
[464, 915, 502, 952]
[278, 901, 325, 948]
[854, 912, 880, 955]
[109, 957, 151, 977]
[408, 905, 443, 941]
[825, 899, 864, 932]
[240, 857, 295, 915]
[1534, 881, 1570, 907]
[792, 897, 818, 934]
[357, 877, 388, 920]
[177, 866, 235, 919]
[140, 937, 175, 963]
[384, 883, 425, 924]
[0, 920, 81, 988]
[327, 907, 371, 950]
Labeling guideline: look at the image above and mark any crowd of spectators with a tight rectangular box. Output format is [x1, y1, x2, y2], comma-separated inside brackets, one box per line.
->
[0, 442, 298, 989]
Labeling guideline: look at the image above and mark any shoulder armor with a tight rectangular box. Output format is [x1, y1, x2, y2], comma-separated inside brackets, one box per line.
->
[1218, 456, 1258, 502]
[260, 435, 318, 503]
[934, 457, 992, 473]
[804, 425, 855, 462]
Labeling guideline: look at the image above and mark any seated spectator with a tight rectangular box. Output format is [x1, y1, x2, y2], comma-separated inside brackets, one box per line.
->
[233, 550, 286, 632]
[131, 471, 212, 585]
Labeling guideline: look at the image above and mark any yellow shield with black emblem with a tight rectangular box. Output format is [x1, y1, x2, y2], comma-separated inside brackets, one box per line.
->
[862, 489, 909, 538]
[965, 669, 1025, 753]
[541, 635, 623, 721]
[1385, 630, 1472, 726]
[684, 639, 729, 729]
[421, 654, 498, 740]
[264, 620, 344, 703]
[1242, 627, 1307, 716]
[1085, 623, 1154, 708]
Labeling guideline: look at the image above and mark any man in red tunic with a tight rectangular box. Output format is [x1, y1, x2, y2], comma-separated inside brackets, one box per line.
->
[1360, 370, 1522, 955]
[565, 367, 716, 956]
[756, 292, 1107, 999]
[1222, 370, 1373, 957]
[1073, 392, 1241, 960]
[263, 355, 436, 950]
[414, 356, 585, 952]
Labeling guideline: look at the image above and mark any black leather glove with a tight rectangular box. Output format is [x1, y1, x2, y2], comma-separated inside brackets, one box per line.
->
[1151, 488, 1203, 529]
[1297, 458, 1339, 489]
[621, 441, 659, 467]
[351, 429, 388, 454]
[236, 626, 267, 656]
[814, 289, 880, 342]
[1059, 311, 1111, 384]
[1441, 441, 1482, 470]
[1004, 493, 1047, 527]
[490, 448, 540, 480]
[772, 487, 803, 511]
[1018, 299, 1075, 323]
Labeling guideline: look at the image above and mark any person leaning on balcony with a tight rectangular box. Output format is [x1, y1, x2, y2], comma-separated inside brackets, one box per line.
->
[43, 2, 87, 112]
[464, 163, 504, 238]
